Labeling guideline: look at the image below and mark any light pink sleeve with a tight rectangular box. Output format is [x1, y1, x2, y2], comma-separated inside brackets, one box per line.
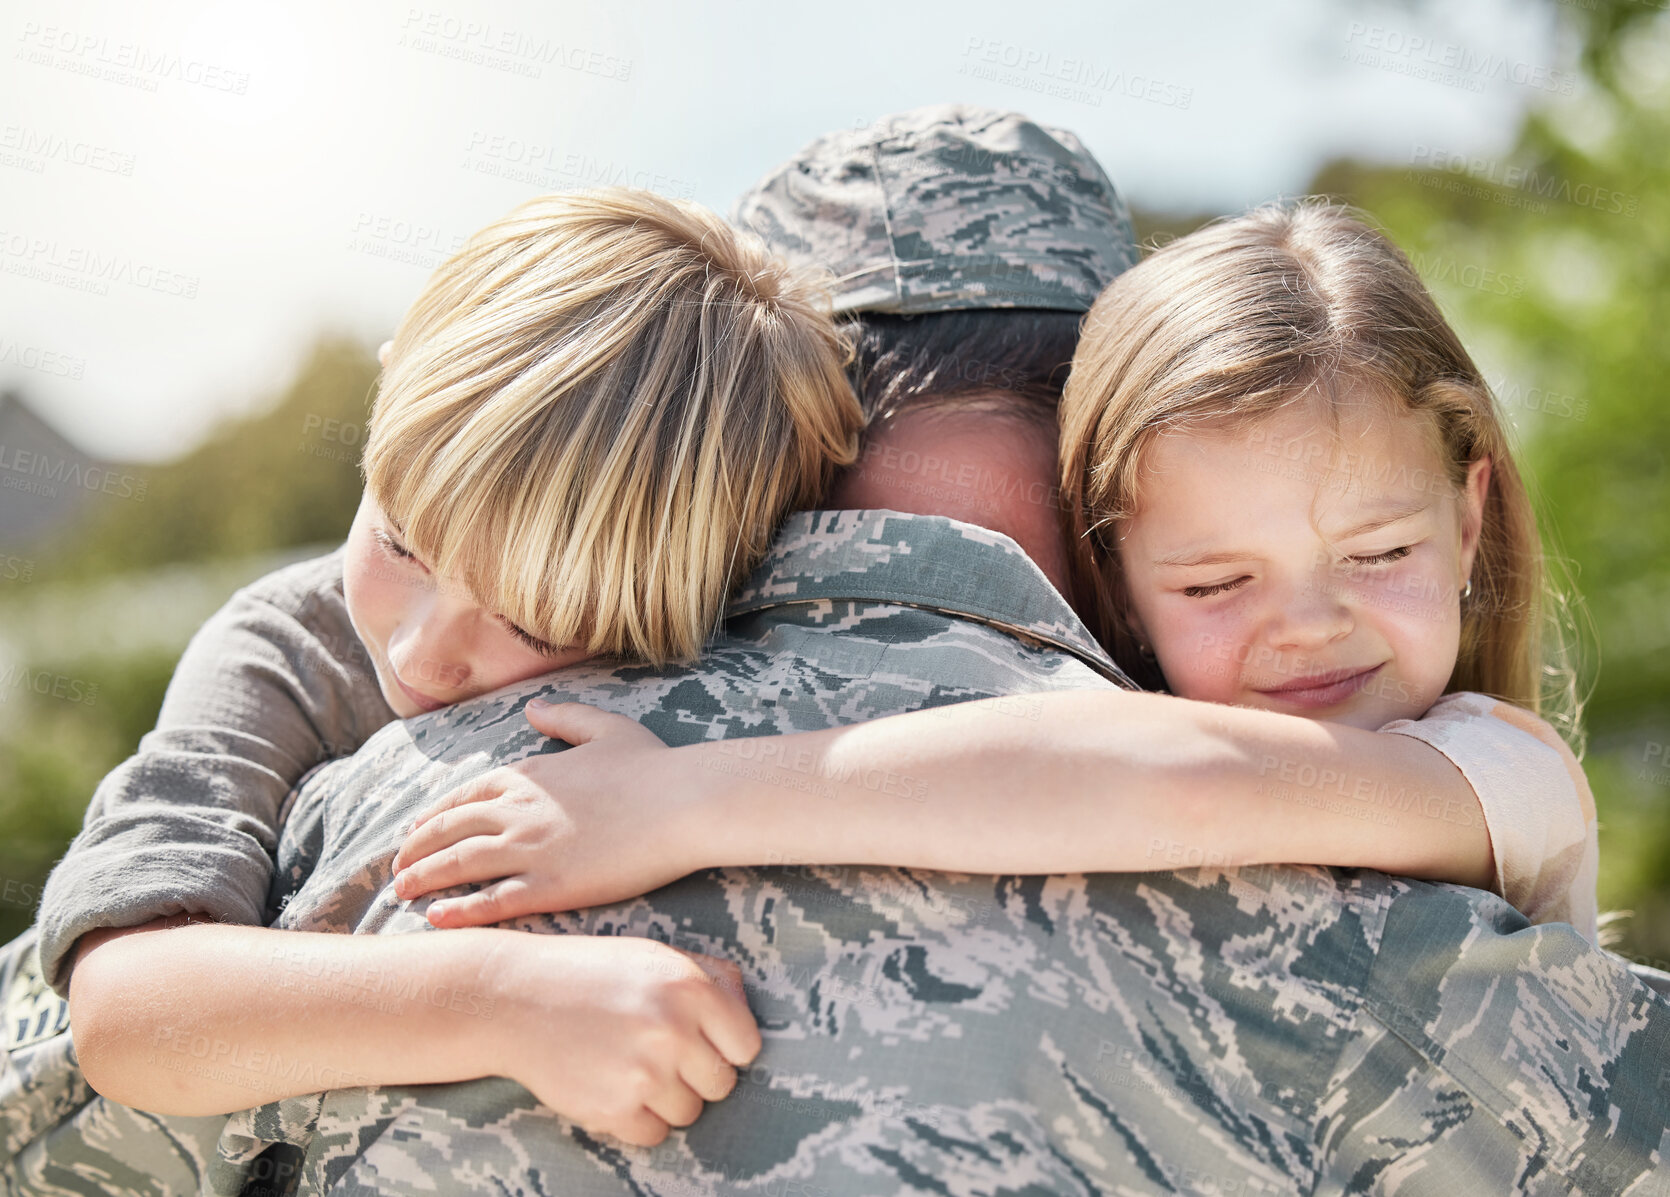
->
[1377, 692, 1599, 943]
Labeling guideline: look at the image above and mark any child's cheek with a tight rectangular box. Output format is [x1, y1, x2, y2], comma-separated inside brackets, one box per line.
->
[342, 546, 401, 672]
[341, 552, 380, 640]
[1368, 553, 1459, 634]
[1362, 555, 1462, 713]
[1162, 604, 1247, 703]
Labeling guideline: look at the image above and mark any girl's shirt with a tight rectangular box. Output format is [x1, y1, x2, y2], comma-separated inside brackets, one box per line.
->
[1378, 691, 1599, 942]
[33, 547, 395, 996]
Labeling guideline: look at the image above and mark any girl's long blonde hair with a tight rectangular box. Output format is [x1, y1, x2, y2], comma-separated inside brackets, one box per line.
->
[1060, 200, 1578, 735]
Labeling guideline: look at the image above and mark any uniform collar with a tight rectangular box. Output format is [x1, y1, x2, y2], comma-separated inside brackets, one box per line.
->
[728, 508, 1131, 687]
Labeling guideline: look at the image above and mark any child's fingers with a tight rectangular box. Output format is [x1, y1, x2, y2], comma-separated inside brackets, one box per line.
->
[644, 1078, 705, 1130]
[679, 1038, 739, 1104]
[426, 877, 541, 928]
[393, 834, 511, 900]
[689, 954, 748, 1003]
[690, 960, 763, 1068]
[524, 699, 663, 747]
[407, 771, 516, 835]
[394, 803, 509, 872]
[703, 1015, 762, 1077]
[598, 1108, 670, 1149]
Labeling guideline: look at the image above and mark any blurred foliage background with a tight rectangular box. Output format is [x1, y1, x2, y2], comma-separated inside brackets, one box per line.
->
[1, 1, 1666, 968]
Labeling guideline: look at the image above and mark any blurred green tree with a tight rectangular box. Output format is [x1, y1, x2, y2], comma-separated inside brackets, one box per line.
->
[27, 339, 378, 583]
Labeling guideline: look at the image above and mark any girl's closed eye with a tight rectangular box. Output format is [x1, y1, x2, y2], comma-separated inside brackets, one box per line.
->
[372, 518, 562, 656]
[1348, 545, 1414, 566]
[1335, 545, 1417, 579]
[1182, 575, 1250, 599]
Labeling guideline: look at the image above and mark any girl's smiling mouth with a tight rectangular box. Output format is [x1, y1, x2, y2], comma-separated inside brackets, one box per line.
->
[1254, 663, 1384, 709]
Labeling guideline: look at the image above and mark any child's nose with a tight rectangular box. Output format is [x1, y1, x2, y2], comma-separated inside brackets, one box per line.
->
[1268, 578, 1354, 652]
[393, 601, 474, 692]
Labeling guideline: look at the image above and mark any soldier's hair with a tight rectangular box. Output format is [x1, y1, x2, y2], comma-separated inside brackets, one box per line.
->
[364, 187, 863, 667]
[1060, 199, 1581, 740]
[843, 309, 1083, 434]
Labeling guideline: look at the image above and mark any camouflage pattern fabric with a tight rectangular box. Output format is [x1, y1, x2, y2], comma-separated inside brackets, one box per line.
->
[730, 104, 1139, 315]
[231, 510, 1663, 1194]
[245, 880, 1670, 1197]
[1, 926, 258, 1196]
[5, 509, 1669, 1194]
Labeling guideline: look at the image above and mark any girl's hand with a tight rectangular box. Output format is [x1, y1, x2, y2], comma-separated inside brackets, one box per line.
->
[485, 933, 762, 1146]
[392, 701, 716, 927]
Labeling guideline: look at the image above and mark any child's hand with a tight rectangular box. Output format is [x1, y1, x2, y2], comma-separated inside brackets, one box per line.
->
[392, 702, 714, 927]
[486, 933, 761, 1146]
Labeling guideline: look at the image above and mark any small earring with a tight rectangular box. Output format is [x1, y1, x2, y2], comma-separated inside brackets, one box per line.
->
[1137, 642, 1156, 661]
[1460, 578, 1473, 602]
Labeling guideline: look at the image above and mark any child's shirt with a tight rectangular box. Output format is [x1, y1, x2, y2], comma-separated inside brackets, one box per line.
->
[1378, 691, 1599, 942]
[33, 548, 395, 996]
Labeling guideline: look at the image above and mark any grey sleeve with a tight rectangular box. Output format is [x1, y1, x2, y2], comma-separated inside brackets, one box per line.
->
[33, 548, 394, 996]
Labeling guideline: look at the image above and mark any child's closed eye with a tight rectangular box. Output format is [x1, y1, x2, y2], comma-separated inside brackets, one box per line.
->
[1344, 545, 1414, 567]
[499, 617, 564, 657]
[374, 527, 420, 564]
[1182, 576, 1249, 599]
[373, 522, 563, 656]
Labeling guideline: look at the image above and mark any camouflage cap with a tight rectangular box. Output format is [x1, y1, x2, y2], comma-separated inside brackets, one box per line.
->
[731, 103, 1138, 315]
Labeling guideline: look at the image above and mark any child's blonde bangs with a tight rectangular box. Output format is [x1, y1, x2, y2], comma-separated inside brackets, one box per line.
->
[363, 389, 595, 658]
[363, 187, 862, 667]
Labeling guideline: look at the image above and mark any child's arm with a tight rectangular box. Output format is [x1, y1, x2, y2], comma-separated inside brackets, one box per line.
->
[693, 689, 1495, 882]
[36, 549, 393, 998]
[391, 691, 1495, 927]
[69, 915, 759, 1146]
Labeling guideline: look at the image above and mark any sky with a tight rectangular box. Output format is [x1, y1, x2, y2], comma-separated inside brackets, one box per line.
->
[1, 0, 1570, 463]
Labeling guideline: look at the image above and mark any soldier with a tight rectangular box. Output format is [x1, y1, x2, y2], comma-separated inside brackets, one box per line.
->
[11, 105, 1670, 1196]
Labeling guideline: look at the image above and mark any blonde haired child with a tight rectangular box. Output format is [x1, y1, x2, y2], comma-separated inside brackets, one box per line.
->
[448, 200, 1597, 949]
[43, 186, 863, 1143]
[367, 187, 861, 671]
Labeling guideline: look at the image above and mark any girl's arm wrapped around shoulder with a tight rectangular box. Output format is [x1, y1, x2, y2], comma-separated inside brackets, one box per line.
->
[681, 688, 1497, 887]
[441, 693, 1496, 927]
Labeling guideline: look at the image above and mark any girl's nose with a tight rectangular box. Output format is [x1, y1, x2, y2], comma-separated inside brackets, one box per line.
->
[1267, 573, 1355, 652]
